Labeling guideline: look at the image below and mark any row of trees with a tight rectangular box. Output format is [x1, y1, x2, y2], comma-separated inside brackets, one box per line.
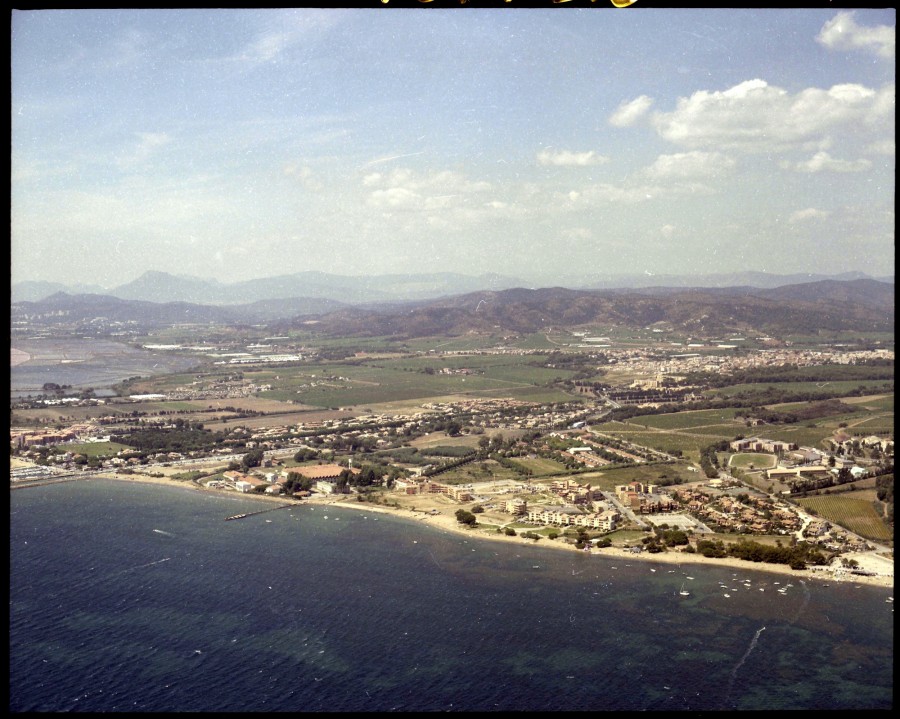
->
[692, 538, 828, 570]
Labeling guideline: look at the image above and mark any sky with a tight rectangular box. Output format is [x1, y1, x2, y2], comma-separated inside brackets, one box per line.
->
[10, 6, 896, 289]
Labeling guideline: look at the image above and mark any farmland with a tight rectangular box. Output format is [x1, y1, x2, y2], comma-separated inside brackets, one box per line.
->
[796, 491, 893, 543]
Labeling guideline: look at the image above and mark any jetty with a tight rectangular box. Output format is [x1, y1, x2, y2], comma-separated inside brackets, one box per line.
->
[225, 504, 293, 521]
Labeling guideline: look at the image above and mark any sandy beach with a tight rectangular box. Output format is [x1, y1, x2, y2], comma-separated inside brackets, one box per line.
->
[95, 471, 893, 590]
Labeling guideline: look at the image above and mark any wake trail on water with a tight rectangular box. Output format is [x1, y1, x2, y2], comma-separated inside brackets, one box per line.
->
[721, 625, 766, 709]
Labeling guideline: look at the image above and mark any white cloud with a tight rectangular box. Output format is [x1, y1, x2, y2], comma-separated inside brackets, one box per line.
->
[609, 95, 654, 127]
[641, 151, 735, 180]
[537, 149, 609, 167]
[569, 181, 715, 205]
[362, 172, 383, 186]
[789, 208, 831, 223]
[364, 167, 492, 211]
[652, 80, 893, 152]
[817, 11, 895, 59]
[866, 138, 896, 156]
[790, 151, 872, 174]
[367, 186, 420, 209]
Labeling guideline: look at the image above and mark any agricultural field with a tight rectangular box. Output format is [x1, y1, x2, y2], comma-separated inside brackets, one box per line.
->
[844, 416, 894, 432]
[430, 459, 523, 485]
[729, 453, 777, 470]
[409, 433, 483, 450]
[589, 463, 701, 488]
[796, 490, 893, 543]
[238, 355, 582, 408]
[709, 380, 893, 398]
[631, 408, 743, 430]
[508, 456, 571, 476]
[752, 426, 842, 449]
[591, 428, 725, 463]
[839, 394, 894, 411]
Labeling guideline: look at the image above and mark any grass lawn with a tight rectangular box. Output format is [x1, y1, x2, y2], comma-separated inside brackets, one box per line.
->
[63, 441, 132, 457]
[729, 453, 777, 470]
[511, 456, 571, 475]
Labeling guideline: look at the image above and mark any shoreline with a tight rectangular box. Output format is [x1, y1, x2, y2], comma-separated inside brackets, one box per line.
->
[96, 471, 894, 589]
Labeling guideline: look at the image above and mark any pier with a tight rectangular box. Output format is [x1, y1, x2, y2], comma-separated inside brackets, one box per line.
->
[225, 504, 293, 521]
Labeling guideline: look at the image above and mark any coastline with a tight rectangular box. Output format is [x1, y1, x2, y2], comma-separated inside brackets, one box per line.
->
[100, 472, 894, 589]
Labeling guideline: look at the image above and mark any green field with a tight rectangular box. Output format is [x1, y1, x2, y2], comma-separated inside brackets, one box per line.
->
[710, 380, 893, 397]
[240, 355, 583, 408]
[64, 441, 132, 457]
[633, 408, 742, 430]
[729, 453, 776, 470]
[429, 459, 522, 484]
[510, 456, 571, 476]
[848, 395, 893, 411]
[593, 428, 726, 462]
[582, 463, 699, 488]
[796, 491, 893, 542]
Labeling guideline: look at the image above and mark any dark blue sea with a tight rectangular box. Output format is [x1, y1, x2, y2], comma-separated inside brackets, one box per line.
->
[10, 480, 894, 712]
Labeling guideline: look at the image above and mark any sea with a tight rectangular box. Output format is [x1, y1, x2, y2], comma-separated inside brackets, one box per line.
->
[9, 480, 894, 712]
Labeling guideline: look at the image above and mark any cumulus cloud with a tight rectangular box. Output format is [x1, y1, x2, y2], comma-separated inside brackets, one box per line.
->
[609, 95, 654, 127]
[568, 181, 715, 205]
[365, 167, 492, 211]
[817, 11, 895, 59]
[789, 208, 831, 223]
[652, 79, 893, 152]
[537, 149, 609, 167]
[789, 151, 872, 174]
[641, 151, 736, 180]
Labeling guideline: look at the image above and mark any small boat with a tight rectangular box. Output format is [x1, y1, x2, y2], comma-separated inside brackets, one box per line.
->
[723, 593, 731, 598]
[679, 583, 690, 597]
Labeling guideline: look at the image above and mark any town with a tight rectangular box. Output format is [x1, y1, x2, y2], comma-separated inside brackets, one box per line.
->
[11, 331, 893, 580]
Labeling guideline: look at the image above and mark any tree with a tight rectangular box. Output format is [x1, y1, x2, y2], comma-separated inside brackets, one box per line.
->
[242, 448, 265, 470]
[455, 509, 477, 526]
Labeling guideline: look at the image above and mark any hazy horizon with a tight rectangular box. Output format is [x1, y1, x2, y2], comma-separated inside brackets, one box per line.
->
[11, 7, 895, 289]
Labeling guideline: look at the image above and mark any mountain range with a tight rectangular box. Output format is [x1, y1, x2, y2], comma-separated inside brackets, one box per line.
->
[12, 269, 893, 305]
[12, 275, 894, 339]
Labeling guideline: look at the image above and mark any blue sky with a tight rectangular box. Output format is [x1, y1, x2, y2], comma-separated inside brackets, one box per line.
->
[11, 7, 895, 288]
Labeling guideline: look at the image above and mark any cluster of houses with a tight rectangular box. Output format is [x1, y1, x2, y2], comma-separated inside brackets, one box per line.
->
[672, 485, 802, 535]
[206, 463, 362, 497]
[730, 434, 890, 488]
[392, 477, 475, 501]
[10, 424, 101, 449]
[730, 437, 797, 454]
[615, 480, 678, 514]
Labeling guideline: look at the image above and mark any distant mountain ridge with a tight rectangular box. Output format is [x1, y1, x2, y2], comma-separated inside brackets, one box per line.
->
[298, 280, 894, 338]
[13, 278, 893, 338]
[12, 269, 893, 305]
